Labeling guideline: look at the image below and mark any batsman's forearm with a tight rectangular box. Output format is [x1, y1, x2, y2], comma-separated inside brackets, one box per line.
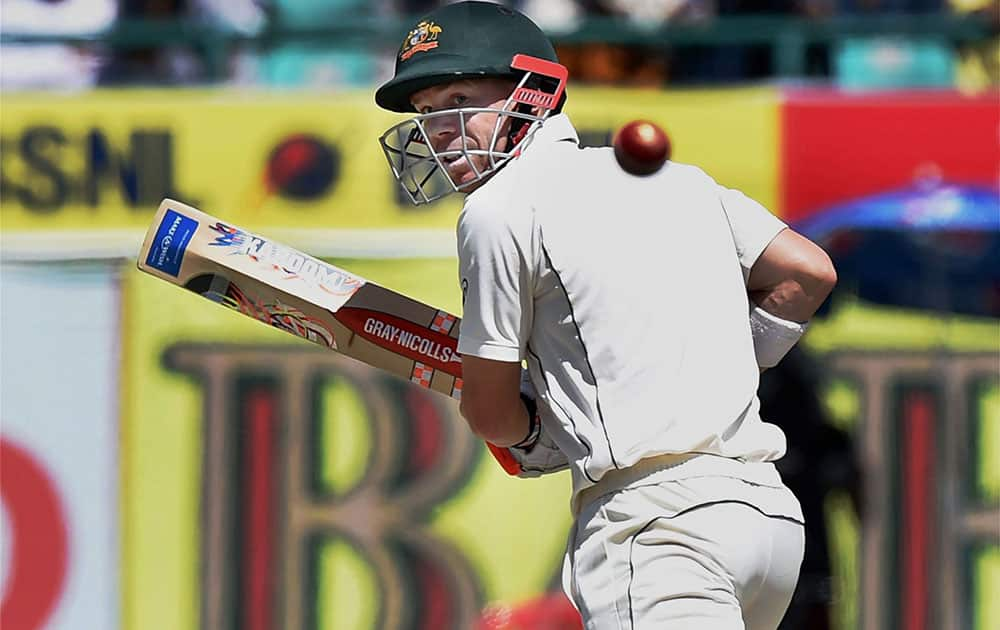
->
[461, 401, 533, 447]
[749, 275, 833, 323]
[747, 228, 837, 322]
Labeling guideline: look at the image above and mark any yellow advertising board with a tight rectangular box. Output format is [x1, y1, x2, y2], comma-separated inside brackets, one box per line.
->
[1, 87, 779, 237]
[121, 257, 573, 630]
[119, 249, 999, 630]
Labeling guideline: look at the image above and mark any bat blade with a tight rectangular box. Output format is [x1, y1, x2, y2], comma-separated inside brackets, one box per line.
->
[136, 198, 465, 401]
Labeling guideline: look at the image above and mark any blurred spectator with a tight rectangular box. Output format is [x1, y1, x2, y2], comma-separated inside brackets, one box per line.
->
[393, 1, 588, 35]
[517, 0, 586, 32]
[952, 0, 1000, 92]
[99, 0, 267, 85]
[536, 0, 708, 86]
[556, 41, 670, 85]
[668, 0, 797, 84]
[597, 0, 715, 23]
[758, 347, 863, 630]
[834, 37, 956, 89]
[5, 0, 989, 91]
[1, 0, 117, 90]
[837, 0, 943, 13]
[197, 0, 268, 33]
[832, 0, 956, 89]
[247, 0, 378, 88]
[797, 0, 837, 79]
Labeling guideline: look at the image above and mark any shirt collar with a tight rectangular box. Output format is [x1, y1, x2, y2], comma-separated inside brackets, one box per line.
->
[464, 113, 577, 203]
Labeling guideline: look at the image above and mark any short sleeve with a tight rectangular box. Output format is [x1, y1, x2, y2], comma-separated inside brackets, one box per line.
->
[455, 198, 537, 362]
[717, 185, 788, 284]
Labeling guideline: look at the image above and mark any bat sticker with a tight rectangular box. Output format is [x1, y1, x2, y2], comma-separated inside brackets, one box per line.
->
[146, 209, 198, 277]
[185, 273, 337, 348]
[208, 222, 364, 297]
[335, 307, 461, 376]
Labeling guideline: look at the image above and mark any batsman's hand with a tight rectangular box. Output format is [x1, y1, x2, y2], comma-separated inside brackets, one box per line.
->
[510, 421, 570, 478]
[510, 369, 570, 478]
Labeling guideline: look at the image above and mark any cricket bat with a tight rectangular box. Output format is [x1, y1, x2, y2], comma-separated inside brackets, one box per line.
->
[137, 198, 521, 475]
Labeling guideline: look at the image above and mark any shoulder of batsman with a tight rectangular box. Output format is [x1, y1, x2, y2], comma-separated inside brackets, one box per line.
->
[458, 188, 536, 235]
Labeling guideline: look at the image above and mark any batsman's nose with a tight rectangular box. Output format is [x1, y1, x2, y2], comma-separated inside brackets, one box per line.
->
[422, 112, 461, 147]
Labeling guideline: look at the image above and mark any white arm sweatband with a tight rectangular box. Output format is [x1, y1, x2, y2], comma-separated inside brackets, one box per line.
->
[750, 305, 809, 368]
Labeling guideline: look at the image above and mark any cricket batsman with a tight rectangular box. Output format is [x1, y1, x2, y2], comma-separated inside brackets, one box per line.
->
[375, 2, 837, 628]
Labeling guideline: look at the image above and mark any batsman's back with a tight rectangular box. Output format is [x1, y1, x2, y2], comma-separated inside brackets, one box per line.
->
[517, 143, 783, 482]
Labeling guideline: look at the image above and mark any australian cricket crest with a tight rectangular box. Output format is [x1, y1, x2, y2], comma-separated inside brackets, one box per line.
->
[399, 20, 442, 61]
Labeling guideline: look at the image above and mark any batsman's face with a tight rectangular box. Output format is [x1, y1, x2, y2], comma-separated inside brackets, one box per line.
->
[409, 78, 518, 190]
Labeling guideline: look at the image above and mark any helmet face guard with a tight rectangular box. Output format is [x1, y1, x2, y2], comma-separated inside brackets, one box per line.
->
[379, 55, 568, 206]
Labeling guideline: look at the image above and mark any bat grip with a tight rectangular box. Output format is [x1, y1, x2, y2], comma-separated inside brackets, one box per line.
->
[486, 443, 523, 476]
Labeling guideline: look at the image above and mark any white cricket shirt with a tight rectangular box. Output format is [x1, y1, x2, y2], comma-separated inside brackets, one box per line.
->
[457, 114, 795, 510]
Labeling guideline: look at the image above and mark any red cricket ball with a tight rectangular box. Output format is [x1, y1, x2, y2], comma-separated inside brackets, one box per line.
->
[613, 120, 671, 176]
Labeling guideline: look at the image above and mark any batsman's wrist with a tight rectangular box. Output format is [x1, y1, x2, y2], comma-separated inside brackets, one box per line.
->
[750, 304, 808, 368]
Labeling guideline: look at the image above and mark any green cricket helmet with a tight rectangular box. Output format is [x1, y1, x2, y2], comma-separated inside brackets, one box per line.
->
[376, 1, 562, 113]
[375, 1, 569, 205]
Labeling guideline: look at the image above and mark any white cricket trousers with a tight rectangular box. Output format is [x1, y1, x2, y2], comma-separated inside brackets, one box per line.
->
[563, 478, 805, 630]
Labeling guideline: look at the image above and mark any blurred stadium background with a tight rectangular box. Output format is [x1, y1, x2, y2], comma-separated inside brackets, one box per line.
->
[0, 1, 997, 629]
